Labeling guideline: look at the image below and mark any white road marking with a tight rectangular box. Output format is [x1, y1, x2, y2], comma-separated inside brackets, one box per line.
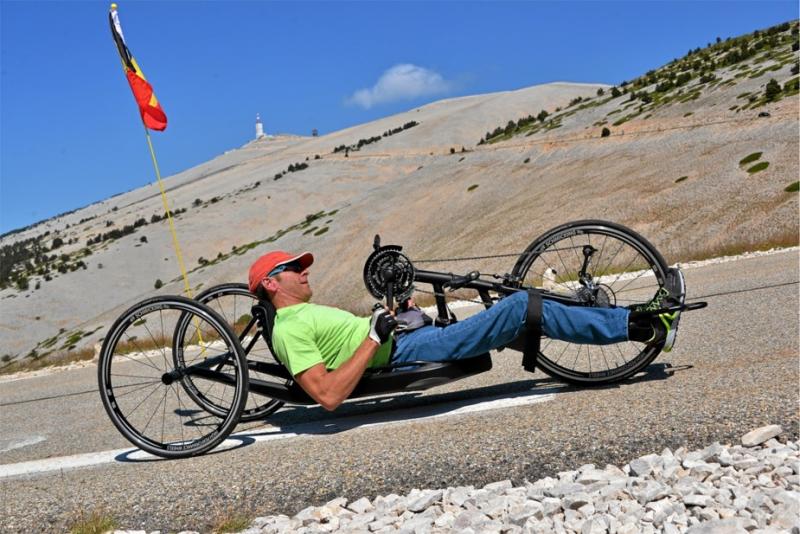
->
[0, 390, 555, 479]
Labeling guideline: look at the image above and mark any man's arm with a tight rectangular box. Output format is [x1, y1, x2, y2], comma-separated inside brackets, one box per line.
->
[294, 337, 380, 411]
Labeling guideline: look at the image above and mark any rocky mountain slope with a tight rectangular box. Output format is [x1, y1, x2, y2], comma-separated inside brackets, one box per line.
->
[1, 21, 797, 368]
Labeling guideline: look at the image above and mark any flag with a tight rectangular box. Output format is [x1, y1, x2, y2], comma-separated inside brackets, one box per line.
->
[109, 4, 168, 131]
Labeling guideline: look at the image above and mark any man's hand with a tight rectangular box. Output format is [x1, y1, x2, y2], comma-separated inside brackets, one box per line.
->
[369, 304, 397, 344]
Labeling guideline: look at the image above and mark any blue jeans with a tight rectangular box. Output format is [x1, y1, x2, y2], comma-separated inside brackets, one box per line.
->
[392, 291, 630, 364]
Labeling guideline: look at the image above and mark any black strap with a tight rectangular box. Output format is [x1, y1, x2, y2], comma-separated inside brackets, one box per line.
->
[522, 290, 542, 372]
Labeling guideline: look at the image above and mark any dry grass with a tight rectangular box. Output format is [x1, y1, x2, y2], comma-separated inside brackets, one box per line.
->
[208, 500, 254, 534]
[677, 228, 799, 263]
[0, 346, 95, 376]
[67, 508, 117, 534]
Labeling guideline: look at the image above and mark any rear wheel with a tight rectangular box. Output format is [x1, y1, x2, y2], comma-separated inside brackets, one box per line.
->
[511, 220, 669, 385]
[98, 296, 248, 458]
[189, 283, 285, 421]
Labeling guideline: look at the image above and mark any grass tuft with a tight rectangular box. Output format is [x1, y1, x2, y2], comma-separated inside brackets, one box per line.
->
[68, 509, 117, 534]
[675, 176, 688, 183]
[785, 181, 799, 192]
[746, 161, 769, 174]
[467, 184, 479, 192]
[211, 513, 252, 534]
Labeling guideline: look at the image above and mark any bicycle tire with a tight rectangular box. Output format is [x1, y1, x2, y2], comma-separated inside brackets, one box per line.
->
[511, 220, 669, 385]
[98, 296, 248, 459]
[182, 283, 285, 421]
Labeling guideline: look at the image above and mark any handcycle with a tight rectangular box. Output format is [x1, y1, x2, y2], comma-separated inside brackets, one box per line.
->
[98, 220, 707, 458]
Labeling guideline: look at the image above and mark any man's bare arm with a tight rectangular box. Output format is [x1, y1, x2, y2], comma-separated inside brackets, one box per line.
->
[294, 338, 380, 411]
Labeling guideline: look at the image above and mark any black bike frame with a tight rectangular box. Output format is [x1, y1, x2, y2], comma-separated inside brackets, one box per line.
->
[414, 268, 583, 325]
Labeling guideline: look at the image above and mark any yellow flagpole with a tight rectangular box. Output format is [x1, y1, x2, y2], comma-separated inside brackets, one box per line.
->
[143, 126, 194, 299]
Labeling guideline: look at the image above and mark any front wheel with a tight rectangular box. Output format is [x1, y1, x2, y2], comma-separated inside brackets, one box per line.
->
[511, 220, 670, 385]
[98, 296, 248, 458]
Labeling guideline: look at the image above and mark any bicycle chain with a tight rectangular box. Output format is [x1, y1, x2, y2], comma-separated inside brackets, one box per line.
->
[410, 245, 582, 264]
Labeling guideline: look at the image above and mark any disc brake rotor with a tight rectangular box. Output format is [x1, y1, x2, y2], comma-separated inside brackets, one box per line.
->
[363, 246, 415, 301]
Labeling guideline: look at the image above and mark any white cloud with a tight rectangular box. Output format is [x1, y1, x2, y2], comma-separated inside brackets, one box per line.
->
[347, 64, 452, 109]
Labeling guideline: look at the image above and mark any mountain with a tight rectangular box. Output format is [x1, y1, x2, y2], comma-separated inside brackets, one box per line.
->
[1, 20, 797, 370]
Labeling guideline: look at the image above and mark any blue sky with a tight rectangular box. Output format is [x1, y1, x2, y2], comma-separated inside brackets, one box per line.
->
[1, 1, 797, 234]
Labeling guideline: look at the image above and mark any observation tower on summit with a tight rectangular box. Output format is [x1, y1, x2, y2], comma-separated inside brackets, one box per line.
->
[255, 114, 266, 139]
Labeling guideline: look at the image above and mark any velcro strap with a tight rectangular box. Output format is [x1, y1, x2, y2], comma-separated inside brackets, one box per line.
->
[522, 290, 542, 372]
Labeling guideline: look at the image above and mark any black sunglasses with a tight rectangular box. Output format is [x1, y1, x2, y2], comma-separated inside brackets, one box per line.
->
[267, 261, 304, 278]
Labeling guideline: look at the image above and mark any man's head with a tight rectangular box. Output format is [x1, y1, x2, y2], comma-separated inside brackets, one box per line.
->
[248, 251, 314, 306]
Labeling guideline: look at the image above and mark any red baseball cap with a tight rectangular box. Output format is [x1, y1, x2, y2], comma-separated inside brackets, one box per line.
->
[248, 251, 314, 293]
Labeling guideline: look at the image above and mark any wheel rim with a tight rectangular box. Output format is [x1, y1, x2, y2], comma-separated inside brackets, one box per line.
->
[514, 224, 667, 381]
[193, 285, 284, 420]
[99, 299, 246, 456]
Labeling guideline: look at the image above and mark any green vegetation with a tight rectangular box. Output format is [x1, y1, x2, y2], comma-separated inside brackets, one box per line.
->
[333, 121, 418, 154]
[764, 78, 782, 100]
[313, 226, 329, 236]
[601, 127, 611, 137]
[154, 279, 163, 289]
[784, 181, 799, 192]
[675, 176, 689, 183]
[467, 184, 479, 191]
[523, 157, 531, 163]
[179, 209, 341, 278]
[747, 161, 770, 174]
[477, 20, 798, 147]
[1, 325, 103, 375]
[68, 509, 117, 534]
[274, 160, 310, 181]
[739, 152, 763, 165]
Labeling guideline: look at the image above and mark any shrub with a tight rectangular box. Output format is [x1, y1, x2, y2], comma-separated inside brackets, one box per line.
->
[784, 181, 799, 192]
[747, 161, 769, 174]
[140, 236, 147, 243]
[523, 157, 530, 163]
[597, 88, 605, 96]
[51, 237, 63, 249]
[467, 184, 479, 192]
[739, 152, 762, 166]
[450, 147, 456, 154]
[601, 127, 611, 137]
[675, 176, 688, 183]
[764, 79, 781, 101]
[611, 87, 621, 98]
[16, 276, 29, 291]
[193, 198, 203, 207]
[154, 279, 163, 289]
[792, 63, 800, 75]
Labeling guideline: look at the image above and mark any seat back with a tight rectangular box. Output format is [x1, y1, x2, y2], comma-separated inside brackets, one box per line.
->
[250, 300, 278, 357]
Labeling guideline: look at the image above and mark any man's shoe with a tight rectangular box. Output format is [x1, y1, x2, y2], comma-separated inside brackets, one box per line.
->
[631, 268, 686, 352]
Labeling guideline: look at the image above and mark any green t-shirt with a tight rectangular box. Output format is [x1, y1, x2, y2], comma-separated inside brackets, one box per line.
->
[271, 303, 392, 376]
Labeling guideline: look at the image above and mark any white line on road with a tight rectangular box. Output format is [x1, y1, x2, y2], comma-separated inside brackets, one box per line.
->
[0, 391, 555, 479]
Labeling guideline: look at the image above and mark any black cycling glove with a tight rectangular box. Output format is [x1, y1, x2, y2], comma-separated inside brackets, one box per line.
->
[369, 305, 398, 344]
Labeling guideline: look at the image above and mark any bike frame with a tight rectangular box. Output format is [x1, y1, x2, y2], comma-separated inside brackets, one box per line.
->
[414, 268, 584, 326]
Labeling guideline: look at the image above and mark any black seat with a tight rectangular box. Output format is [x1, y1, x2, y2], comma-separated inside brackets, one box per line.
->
[248, 302, 493, 405]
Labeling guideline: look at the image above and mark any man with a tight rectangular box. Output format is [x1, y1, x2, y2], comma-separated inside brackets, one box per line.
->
[249, 250, 682, 411]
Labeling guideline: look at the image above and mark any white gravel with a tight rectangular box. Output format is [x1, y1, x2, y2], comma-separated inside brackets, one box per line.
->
[112, 425, 800, 533]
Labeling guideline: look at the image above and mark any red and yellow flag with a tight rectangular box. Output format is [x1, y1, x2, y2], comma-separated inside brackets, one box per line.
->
[109, 4, 167, 131]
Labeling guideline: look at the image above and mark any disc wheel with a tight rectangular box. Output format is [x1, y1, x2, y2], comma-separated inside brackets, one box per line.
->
[186, 283, 285, 422]
[511, 220, 670, 385]
[98, 296, 248, 458]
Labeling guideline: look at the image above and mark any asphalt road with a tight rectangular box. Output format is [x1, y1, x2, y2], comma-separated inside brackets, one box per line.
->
[1, 250, 798, 533]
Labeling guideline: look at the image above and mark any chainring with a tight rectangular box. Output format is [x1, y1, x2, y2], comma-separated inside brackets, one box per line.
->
[363, 246, 415, 301]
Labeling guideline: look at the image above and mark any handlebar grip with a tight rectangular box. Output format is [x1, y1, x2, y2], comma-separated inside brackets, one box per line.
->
[444, 271, 480, 291]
